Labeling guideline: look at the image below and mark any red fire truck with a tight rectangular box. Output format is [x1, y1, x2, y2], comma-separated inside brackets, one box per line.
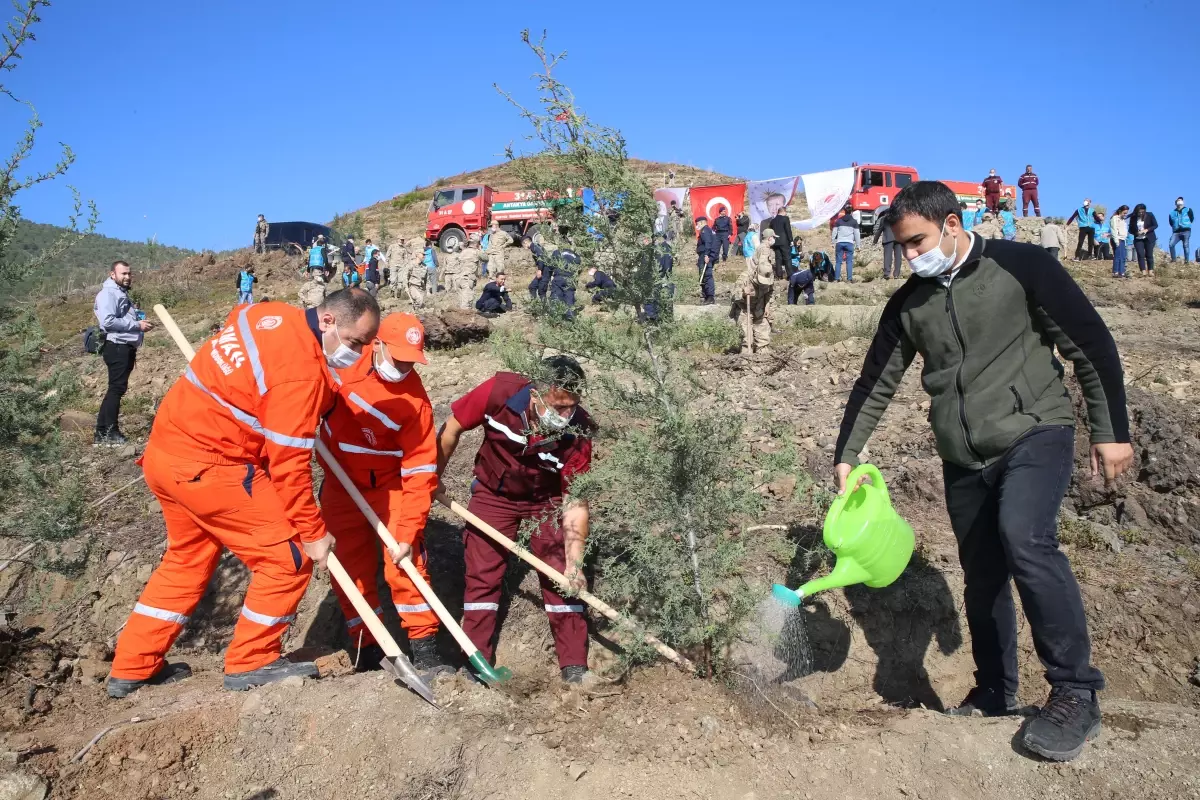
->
[424, 184, 578, 252]
[849, 163, 1017, 231]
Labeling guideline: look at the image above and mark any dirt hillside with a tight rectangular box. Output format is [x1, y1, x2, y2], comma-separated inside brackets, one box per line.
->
[1, 175, 1198, 799]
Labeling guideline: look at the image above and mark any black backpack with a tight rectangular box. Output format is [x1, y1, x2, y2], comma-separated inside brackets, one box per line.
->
[83, 326, 105, 355]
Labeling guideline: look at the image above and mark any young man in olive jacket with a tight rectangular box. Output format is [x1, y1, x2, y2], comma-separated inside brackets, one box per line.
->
[834, 181, 1134, 763]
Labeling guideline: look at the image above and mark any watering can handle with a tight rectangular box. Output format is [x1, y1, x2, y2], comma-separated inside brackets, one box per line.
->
[828, 463, 890, 533]
[848, 463, 888, 504]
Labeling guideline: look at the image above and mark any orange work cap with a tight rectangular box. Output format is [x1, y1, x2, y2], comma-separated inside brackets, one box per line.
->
[377, 313, 428, 365]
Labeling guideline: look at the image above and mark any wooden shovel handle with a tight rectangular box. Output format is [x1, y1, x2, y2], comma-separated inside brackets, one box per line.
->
[316, 441, 478, 658]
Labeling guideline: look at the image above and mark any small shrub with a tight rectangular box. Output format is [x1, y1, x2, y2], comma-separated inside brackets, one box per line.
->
[1119, 528, 1146, 545]
[667, 315, 740, 353]
[1059, 518, 1105, 550]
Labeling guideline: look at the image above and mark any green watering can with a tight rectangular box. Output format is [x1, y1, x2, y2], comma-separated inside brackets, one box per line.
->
[772, 464, 914, 607]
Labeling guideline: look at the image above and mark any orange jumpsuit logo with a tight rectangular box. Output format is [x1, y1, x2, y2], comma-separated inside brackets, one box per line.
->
[210, 325, 246, 376]
[256, 315, 283, 330]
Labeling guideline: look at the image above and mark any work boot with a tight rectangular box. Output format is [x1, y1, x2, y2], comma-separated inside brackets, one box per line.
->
[561, 665, 603, 689]
[944, 686, 1022, 718]
[409, 636, 452, 678]
[1020, 688, 1101, 762]
[93, 427, 128, 448]
[351, 643, 386, 673]
[223, 658, 319, 691]
[106, 661, 192, 699]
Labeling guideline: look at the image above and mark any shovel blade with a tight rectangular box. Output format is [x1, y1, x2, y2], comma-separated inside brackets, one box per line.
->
[380, 655, 437, 706]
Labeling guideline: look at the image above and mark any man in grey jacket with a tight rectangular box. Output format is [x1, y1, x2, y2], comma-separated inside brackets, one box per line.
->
[872, 203, 902, 279]
[93, 261, 153, 447]
[831, 205, 861, 281]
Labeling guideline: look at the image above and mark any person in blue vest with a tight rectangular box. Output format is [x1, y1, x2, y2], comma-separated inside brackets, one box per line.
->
[960, 201, 982, 232]
[695, 216, 719, 304]
[1092, 211, 1112, 260]
[342, 258, 362, 289]
[475, 272, 512, 316]
[1168, 196, 1194, 264]
[998, 200, 1017, 241]
[742, 223, 759, 260]
[1066, 200, 1097, 260]
[420, 242, 439, 297]
[307, 235, 328, 275]
[236, 265, 257, 305]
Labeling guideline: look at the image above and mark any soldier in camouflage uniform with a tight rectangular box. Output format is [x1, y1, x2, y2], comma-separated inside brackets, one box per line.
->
[253, 215, 269, 253]
[732, 228, 776, 354]
[973, 212, 1003, 240]
[441, 242, 479, 310]
[385, 236, 414, 300]
[298, 270, 327, 309]
[485, 221, 508, 277]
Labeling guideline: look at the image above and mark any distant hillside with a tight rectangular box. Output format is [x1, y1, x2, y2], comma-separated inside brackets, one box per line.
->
[334, 158, 746, 244]
[8, 220, 195, 273]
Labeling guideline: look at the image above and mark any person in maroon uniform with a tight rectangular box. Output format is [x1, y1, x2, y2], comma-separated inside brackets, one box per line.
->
[436, 356, 598, 686]
[1018, 165, 1041, 218]
[983, 169, 1005, 213]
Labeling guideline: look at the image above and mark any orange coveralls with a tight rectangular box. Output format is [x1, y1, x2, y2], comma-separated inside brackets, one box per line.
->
[110, 303, 335, 679]
[318, 361, 440, 643]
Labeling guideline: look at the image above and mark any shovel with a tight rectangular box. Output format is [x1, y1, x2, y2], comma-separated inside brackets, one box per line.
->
[437, 491, 695, 672]
[315, 447, 511, 685]
[151, 304, 437, 704]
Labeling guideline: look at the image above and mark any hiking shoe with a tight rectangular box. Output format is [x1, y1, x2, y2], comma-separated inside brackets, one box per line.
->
[561, 665, 603, 689]
[410, 636, 453, 678]
[93, 427, 127, 448]
[1021, 688, 1101, 762]
[944, 686, 1021, 717]
[351, 643, 386, 673]
[106, 661, 192, 699]
[223, 658, 319, 691]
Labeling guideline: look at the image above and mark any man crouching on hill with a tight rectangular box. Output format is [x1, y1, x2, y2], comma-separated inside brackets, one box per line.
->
[833, 180, 1133, 762]
[436, 356, 598, 687]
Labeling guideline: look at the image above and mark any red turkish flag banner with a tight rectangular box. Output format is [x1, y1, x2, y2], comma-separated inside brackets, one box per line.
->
[689, 183, 745, 242]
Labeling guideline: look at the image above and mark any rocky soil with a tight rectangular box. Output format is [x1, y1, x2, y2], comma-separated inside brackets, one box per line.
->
[1, 240, 1198, 800]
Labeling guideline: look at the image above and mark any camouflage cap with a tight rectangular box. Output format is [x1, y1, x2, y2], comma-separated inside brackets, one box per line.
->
[760, 228, 777, 242]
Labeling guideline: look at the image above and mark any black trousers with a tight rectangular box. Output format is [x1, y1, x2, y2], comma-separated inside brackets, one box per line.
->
[1075, 227, 1096, 259]
[718, 237, 730, 261]
[772, 245, 790, 279]
[942, 425, 1103, 696]
[97, 342, 137, 432]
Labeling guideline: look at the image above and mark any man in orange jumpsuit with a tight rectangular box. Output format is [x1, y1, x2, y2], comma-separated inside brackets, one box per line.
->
[106, 289, 381, 697]
[318, 312, 450, 677]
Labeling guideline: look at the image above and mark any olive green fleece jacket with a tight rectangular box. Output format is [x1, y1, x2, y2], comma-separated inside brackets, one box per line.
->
[835, 234, 1129, 470]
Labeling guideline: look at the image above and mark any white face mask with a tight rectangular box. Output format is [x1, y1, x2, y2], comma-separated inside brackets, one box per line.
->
[323, 322, 361, 369]
[534, 393, 574, 432]
[908, 219, 958, 279]
[373, 346, 410, 383]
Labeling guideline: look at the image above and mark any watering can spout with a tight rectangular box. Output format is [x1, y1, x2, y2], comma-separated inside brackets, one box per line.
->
[797, 557, 872, 599]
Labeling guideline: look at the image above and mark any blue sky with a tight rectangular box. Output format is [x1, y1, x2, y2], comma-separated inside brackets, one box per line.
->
[11, 0, 1199, 252]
